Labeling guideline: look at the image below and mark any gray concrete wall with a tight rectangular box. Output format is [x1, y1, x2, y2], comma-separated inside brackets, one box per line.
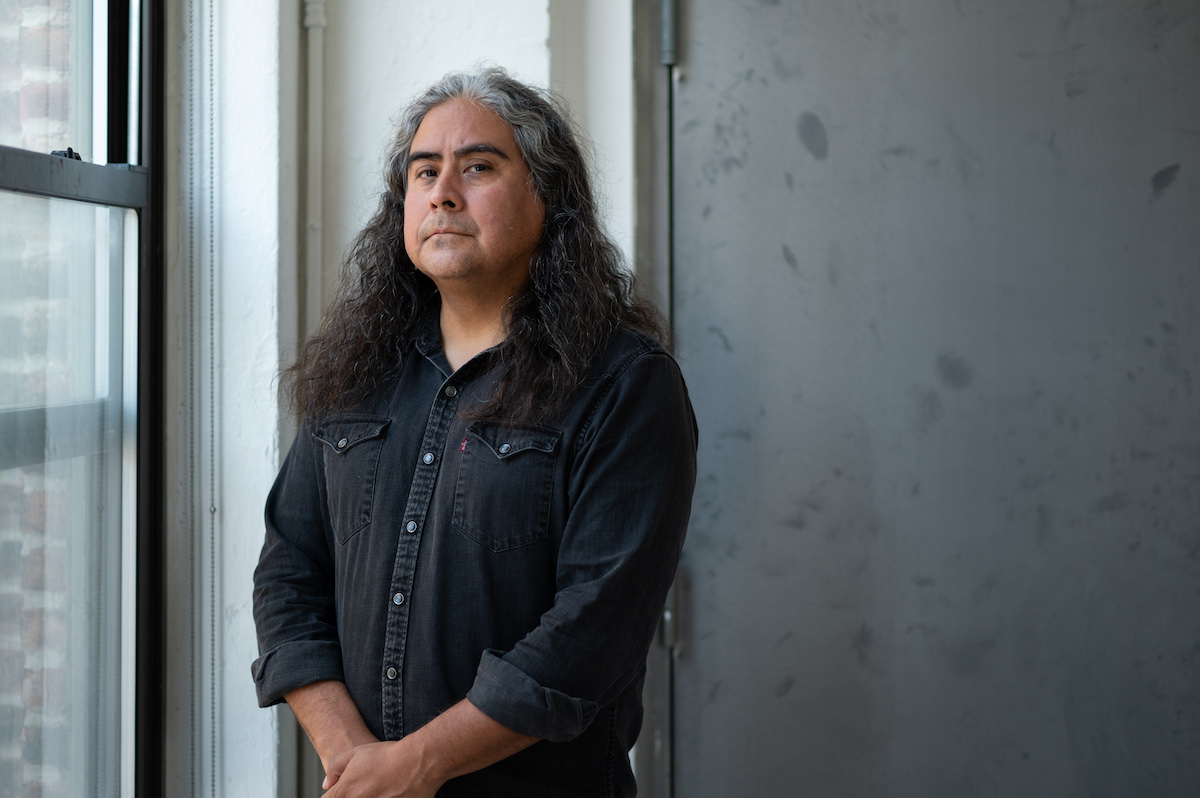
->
[669, 1, 1200, 794]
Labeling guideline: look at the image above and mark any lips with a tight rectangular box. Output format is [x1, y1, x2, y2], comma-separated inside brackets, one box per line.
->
[420, 217, 474, 240]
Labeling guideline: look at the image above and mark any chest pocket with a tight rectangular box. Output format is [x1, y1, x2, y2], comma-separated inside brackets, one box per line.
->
[453, 421, 561, 552]
[313, 416, 391, 544]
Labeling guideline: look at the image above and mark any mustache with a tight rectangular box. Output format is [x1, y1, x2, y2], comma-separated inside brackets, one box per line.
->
[418, 216, 476, 238]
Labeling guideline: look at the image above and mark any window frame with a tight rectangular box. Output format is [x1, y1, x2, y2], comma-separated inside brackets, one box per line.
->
[0, 1, 164, 794]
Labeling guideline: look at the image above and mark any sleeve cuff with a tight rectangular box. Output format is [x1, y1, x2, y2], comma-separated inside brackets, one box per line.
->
[251, 639, 345, 708]
[465, 649, 599, 743]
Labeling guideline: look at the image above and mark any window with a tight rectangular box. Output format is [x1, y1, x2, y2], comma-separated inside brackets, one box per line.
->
[0, 1, 161, 795]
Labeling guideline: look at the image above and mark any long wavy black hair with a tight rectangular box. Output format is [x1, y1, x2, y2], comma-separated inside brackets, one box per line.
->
[283, 67, 666, 423]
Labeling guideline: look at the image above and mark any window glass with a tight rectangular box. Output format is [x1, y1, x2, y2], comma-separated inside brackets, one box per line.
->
[0, 1, 95, 157]
[0, 191, 106, 410]
[0, 190, 133, 797]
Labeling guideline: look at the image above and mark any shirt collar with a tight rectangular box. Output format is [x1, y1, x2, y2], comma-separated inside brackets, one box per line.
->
[414, 308, 441, 358]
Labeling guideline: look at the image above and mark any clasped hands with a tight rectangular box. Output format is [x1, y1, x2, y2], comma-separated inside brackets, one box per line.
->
[321, 737, 441, 798]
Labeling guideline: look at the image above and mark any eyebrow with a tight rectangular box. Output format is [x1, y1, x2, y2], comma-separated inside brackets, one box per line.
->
[407, 143, 512, 169]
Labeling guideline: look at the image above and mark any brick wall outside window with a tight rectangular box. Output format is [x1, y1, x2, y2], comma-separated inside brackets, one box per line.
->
[2, 2, 95, 796]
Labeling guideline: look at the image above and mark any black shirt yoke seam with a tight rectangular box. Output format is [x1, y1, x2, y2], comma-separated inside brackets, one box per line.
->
[575, 334, 667, 452]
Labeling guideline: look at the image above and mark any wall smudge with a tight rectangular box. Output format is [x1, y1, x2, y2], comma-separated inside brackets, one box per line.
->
[1151, 164, 1181, 199]
[782, 244, 799, 272]
[706, 325, 734, 352]
[937, 351, 975, 390]
[851, 622, 873, 667]
[798, 111, 829, 160]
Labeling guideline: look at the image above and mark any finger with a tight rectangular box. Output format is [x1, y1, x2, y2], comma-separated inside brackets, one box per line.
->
[323, 752, 350, 791]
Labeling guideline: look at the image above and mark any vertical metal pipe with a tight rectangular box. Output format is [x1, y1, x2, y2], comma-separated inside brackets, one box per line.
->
[660, 0, 676, 66]
[303, 0, 326, 335]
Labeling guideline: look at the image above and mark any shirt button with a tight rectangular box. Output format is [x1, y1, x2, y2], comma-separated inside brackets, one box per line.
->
[386, 667, 397, 680]
[444, 385, 458, 397]
[337, 437, 348, 449]
[405, 520, 417, 533]
[498, 443, 511, 454]
[392, 592, 404, 605]
[422, 452, 435, 464]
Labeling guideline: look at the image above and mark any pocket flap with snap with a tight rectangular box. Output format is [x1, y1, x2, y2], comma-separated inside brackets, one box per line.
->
[313, 416, 391, 454]
[466, 421, 560, 460]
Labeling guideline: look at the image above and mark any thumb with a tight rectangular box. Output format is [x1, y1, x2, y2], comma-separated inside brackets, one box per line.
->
[322, 749, 352, 791]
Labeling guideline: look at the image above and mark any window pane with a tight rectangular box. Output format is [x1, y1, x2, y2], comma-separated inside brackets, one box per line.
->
[0, 191, 107, 410]
[0, 1, 94, 156]
[0, 190, 134, 797]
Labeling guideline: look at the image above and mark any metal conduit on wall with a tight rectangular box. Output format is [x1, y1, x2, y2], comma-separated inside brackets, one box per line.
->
[304, 0, 326, 335]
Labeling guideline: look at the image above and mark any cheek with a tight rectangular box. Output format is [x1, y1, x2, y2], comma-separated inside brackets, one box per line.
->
[522, 202, 547, 247]
[504, 189, 544, 243]
[403, 212, 420, 257]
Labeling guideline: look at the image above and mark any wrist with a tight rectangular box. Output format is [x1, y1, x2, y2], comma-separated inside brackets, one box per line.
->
[284, 680, 377, 769]
[315, 727, 374, 768]
[391, 734, 450, 793]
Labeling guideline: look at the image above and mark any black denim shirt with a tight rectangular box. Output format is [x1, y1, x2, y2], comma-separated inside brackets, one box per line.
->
[252, 317, 697, 797]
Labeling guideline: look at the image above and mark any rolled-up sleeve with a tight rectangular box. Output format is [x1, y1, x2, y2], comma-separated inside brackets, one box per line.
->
[251, 425, 345, 707]
[466, 349, 698, 741]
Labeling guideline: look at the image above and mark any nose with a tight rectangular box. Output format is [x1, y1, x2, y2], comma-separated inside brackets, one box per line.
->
[429, 171, 462, 210]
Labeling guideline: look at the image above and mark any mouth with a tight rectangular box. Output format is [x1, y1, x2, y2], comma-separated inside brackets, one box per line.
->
[424, 225, 472, 241]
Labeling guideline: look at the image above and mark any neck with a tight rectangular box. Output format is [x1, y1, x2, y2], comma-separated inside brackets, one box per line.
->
[438, 291, 509, 372]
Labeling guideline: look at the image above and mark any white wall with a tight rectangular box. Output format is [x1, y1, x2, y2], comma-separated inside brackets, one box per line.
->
[549, 0, 635, 273]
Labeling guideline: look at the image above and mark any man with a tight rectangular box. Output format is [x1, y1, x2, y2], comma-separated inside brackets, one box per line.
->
[252, 68, 697, 797]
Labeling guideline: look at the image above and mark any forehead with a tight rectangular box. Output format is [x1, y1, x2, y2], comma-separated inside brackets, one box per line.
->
[409, 97, 521, 154]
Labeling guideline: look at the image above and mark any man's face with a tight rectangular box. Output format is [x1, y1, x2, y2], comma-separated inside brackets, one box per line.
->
[403, 98, 546, 299]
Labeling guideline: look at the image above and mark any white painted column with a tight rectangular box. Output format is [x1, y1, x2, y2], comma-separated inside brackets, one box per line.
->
[164, 0, 292, 794]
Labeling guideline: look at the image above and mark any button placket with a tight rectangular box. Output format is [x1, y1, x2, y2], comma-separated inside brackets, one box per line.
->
[381, 374, 461, 739]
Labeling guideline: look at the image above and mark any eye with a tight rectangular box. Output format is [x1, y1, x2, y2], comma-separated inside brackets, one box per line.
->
[412, 166, 437, 180]
[466, 163, 489, 173]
